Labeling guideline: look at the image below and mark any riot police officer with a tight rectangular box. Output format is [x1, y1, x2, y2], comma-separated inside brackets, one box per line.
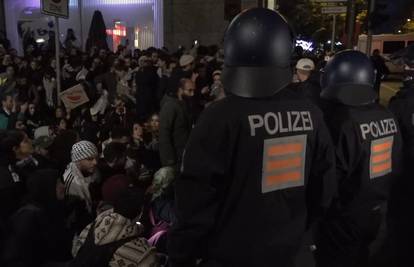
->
[387, 44, 414, 267]
[315, 50, 403, 267]
[167, 8, 337, 267]
[389, 45, 414, 163]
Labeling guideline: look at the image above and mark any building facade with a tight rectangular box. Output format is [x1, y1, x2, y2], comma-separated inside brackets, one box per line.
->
[3, 0, 163, 54]
[0, 0, 268, 54]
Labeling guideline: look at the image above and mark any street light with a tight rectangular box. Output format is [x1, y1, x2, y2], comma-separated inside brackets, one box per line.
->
[408, 18, 412, 22]
[398, 30, 402, 33]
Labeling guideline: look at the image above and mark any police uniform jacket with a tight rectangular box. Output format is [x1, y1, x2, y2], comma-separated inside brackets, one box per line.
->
[389, 86, 414, 165]
[168, 89, 337, 267]
[388, 86, 414, 220]
[321, 101, 402, 220]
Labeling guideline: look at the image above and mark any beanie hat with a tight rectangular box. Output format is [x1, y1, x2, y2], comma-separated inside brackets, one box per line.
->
[71, 140, 98, 162]
[102, 174, 131, 203]
[102, 175, 146, 219]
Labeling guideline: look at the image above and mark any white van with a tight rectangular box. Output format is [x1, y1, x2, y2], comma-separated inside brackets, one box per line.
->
[357, 33, 414, 73]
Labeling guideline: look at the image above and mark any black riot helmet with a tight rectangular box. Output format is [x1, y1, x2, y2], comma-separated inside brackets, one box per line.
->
[320, 50, 377, 106]
[222, 8, 295, 98]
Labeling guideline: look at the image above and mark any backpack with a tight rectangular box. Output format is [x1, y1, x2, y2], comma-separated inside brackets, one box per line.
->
[148, 208, 170, 248]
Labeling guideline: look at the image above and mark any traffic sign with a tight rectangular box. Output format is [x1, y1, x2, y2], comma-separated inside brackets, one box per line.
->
[313, 0, 347, 2]
[322, 6, 347, 14]
[41, 0, 69, 19]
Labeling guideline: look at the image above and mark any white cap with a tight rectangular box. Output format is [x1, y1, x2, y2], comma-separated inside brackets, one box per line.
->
[179, 54, 194, 67]
[296, 58, 315, 71]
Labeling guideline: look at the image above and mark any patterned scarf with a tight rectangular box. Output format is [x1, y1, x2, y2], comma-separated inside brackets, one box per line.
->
[73, 209, 158, 267]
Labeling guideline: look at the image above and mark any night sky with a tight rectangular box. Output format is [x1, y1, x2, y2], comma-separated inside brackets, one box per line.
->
[378, 0, 413, 33]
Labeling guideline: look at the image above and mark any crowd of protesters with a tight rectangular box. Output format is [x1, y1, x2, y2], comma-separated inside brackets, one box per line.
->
[0, 27, 229, 266]
[0, 24, 386, 266]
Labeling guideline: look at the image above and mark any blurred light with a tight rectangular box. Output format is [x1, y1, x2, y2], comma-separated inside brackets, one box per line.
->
[296, 40, 314, 51]
[267, 0, 275, 10]
[408, 19, 412, 22]
[106, 24, 127, 37]
[83, 0, 153, 5]
[24, 0, 153, 8]
[36, 38, 45, 43]
[327, 40, 332, 44]
[25, 0, 79, 8]
[398, 30, 402, 33]
[335, 41, 342, 46]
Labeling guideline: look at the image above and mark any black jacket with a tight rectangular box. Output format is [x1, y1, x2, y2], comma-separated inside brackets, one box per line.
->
[168, 90, 337, 267]
[159, 95, 192, 167]
[321, 101, 403, 217]
[0, 163, 24, 229]
[388, 86, 414, 219]
[135, 66, 159, 121]
[1, 169, 73, 267]
[1, 204, 72, 267]
[291, 78, 322, 106]
[389, 86, 414, 168]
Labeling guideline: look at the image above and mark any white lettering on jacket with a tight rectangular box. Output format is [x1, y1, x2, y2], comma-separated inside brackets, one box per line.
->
[248, 111, 313, 137]
[360, 118, 398, 140]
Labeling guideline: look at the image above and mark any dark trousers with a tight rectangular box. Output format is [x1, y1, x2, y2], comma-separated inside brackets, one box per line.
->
[314, 208, 383, 267]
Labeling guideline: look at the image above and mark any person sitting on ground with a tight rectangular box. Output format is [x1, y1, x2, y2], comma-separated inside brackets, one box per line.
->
[98, 142, 128, 183]
[101, 126, 130, 156]
[32, 135, 56, 170]
[0, 130, 33, 232]
[63, 140, 100, 234]
[0, 94, 14, 129]
[1, 169, 73, 267]
[70, 174, 159, 267]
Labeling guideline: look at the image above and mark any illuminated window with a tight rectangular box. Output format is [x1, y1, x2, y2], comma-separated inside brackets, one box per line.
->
[267, 0, 276, 10]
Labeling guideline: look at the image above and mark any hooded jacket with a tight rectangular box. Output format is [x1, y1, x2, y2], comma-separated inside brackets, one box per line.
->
[72, 208, 158, 267]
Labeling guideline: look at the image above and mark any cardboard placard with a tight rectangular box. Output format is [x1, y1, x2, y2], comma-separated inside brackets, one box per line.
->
[59, 84, 89, 110]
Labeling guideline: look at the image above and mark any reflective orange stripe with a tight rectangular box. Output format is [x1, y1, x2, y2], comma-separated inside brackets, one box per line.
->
[372, 152, 391, 164]
[266, 157, 302, 171]
[266, 171, 301, 186]
[372, 142, 392, 153]
[372, 162, 392, 174]
[268, 143, 303, 156]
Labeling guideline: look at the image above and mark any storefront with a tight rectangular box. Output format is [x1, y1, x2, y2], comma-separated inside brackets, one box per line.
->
[4, 0, 163, 54]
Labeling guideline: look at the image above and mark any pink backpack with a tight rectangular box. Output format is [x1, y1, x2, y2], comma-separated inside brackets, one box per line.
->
[148, 208, 170, 247]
